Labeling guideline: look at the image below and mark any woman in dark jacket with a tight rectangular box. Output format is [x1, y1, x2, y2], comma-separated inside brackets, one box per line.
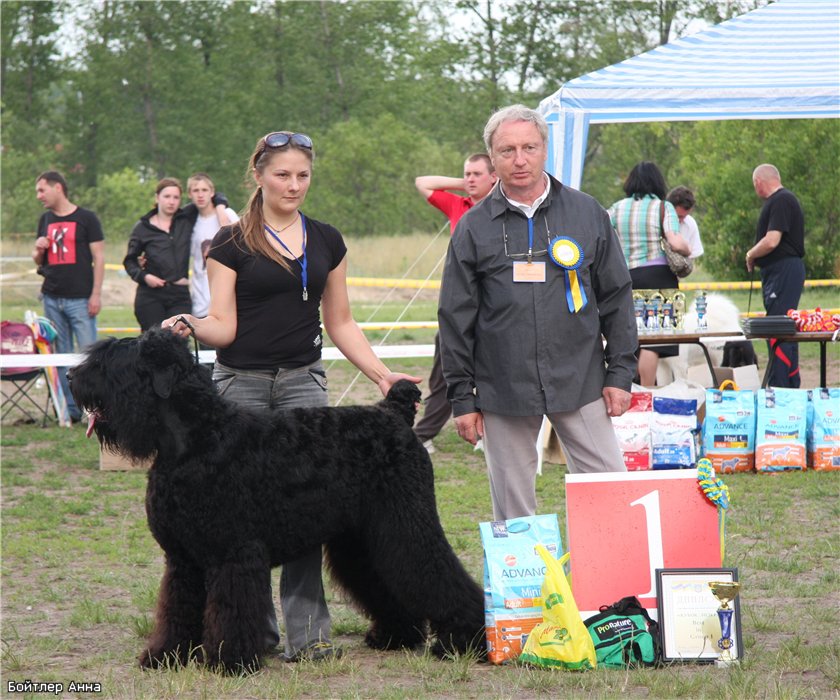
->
[124, 177, 198, 330]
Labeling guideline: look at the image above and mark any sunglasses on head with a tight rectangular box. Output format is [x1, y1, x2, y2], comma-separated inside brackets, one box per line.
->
[262, 132, 313, 150]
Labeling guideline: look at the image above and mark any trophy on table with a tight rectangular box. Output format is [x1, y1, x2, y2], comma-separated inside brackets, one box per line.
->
[672, 291, 686, 331]
[708, 581, 741, 666]
[633, 292, 647, 333]
[661, 296, 674, 331]
[695, 291, 708, 331]
[646, 292, 664, 332]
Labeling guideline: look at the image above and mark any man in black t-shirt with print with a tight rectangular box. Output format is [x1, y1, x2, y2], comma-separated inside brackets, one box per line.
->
[32, 170, 105, 421]
[746, 164, 805, 388]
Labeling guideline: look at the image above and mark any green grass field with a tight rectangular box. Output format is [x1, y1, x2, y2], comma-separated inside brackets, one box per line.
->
[2, 376, 838, 699]
[2, 232, 839, 698]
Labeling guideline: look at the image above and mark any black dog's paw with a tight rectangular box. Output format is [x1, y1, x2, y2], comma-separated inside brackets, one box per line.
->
[138, 648, 168, 670]
[364, 624, 424, 651]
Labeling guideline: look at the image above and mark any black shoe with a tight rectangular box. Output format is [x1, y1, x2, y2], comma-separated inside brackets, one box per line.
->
[283, 642, 343, 663]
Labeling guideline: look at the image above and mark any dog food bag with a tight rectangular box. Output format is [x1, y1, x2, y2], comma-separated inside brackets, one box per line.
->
[479, 514, 563, 664]
[651, 396, 698, 469]
[611, 392, 653, 470]
[808, 388, 840, 471]
[755, 388, 808, 472]
[703, 387, 756, 473]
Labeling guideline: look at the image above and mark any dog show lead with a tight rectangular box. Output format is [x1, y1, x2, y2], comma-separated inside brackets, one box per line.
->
[162, 130, 420, 664]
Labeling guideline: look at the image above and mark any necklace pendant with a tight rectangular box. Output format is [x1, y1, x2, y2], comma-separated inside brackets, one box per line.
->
[302, 288, 308, 302]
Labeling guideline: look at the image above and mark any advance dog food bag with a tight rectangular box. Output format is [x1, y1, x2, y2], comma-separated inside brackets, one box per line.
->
[808, 388, 840, 471]
[651, 396, 698, 469]
[479, 514, 563, 664]
[611, 392, 653, 470]
[703, 386, 756, 473]
[755, 388, 808, 472]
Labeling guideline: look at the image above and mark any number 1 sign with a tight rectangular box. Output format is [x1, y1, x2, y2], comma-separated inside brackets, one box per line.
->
[565, 470, 721, 619]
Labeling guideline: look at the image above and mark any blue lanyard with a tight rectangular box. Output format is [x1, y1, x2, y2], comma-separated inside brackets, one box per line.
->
[527, 216, 534, 262]
[264, 214, 308, 301]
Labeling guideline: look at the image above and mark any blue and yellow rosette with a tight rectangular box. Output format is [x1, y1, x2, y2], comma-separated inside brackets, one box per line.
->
[549, 236, 587, 312]
[697, 457, 730, 563]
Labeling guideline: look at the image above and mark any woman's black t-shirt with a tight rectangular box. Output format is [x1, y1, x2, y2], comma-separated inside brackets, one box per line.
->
[208, 216, 347, 370]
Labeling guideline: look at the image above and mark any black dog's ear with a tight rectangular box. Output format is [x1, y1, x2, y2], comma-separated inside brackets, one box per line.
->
[139, 329, 189, 398]
[151, 365, 176, 399]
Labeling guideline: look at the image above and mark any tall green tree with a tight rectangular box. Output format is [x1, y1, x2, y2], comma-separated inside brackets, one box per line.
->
[1, 1, 65, 233]
[305, 113, 457, 237]
[680, 119, 839, 280]
[1, 1, 60, 128]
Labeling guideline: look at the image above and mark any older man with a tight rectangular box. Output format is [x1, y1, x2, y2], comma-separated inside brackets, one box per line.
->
[746, 164, 806, 388]
[438, 104, 637, 520]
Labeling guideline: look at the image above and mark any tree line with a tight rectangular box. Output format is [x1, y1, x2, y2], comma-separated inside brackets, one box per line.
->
[2, 0, 837, 279]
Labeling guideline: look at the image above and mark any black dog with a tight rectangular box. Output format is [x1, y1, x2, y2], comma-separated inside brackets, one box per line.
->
[722, 340, 759, 368]
[69, 330, 485, 673]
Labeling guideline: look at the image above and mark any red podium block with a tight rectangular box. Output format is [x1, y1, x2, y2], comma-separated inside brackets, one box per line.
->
[565, 470, 721, 619]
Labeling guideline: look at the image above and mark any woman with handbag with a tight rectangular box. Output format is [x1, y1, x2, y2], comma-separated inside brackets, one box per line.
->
[608, 161, 691, 386]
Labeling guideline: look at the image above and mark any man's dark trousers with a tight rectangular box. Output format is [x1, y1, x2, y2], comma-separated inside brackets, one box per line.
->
[761, 257, 805, 388]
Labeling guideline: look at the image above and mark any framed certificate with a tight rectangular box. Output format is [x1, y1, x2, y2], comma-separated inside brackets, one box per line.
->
[655, 568, 742, 662]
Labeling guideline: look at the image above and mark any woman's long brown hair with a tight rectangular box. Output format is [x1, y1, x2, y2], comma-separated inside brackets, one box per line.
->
[229, 133, 315, 272]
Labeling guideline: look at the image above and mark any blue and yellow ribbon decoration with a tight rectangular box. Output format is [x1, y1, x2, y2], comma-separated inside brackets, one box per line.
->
[549, 236, 587, 313]
[697, 458, 730, 563]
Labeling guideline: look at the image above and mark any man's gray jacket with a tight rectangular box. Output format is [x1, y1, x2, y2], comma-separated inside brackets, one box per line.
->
[438, 173, 637, 418]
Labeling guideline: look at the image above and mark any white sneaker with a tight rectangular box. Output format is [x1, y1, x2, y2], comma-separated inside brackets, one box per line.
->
[422, 439, 436, 455]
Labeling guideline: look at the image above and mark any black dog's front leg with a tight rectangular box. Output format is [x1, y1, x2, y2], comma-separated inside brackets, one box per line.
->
[202, 541, 272, 674]
[140, 556, 206, 669]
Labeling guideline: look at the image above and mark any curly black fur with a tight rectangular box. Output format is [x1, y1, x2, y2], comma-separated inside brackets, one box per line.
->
[722, 340, 759, 369]
[69, 330, 485, 673]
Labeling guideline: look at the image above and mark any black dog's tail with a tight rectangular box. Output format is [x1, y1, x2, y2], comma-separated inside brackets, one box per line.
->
[381, 379, 422, 427]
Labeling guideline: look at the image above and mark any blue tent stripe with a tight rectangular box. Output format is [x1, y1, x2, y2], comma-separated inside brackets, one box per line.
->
[539, 0, 840, 188]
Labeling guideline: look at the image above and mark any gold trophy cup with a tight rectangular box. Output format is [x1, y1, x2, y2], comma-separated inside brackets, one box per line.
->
[708, 581, 741, 666]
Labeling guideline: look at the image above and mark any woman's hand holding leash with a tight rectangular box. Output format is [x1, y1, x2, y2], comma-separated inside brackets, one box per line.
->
[162, 314, 196, 338]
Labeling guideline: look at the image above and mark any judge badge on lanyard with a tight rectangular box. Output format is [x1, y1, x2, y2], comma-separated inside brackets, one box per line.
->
[549, 236, 588, 312]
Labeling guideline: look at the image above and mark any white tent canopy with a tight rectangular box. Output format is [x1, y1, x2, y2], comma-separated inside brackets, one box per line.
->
[538, 0, 840, 189]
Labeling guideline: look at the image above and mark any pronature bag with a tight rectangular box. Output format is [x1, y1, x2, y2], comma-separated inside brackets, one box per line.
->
[611, 391, 653, 470]
[755, 388, 808, 472]
[584, 596, 661, 668]
[519, 547, 597, 670]
[480, 514, 563, 664]
[703, 383, 756, 473]
[808, 388, 840, 471]
[651, 396, 698, 469]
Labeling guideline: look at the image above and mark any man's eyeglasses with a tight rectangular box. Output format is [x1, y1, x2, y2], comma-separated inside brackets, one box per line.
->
[503, 214, 551, 260]
[262, 132, 313, 151]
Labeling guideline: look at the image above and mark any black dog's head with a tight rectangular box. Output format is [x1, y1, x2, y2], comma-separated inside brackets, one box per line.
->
[68, 330, 210, 459]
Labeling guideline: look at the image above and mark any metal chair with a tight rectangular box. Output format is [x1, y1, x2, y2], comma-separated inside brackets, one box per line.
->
[1, 321, 56, 426]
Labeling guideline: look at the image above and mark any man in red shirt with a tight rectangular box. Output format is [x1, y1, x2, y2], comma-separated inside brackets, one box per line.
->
[414, 154, 496, 453]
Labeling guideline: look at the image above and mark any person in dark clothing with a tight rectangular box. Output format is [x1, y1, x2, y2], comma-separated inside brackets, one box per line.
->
[123, 178, 198, 331]
[413, 154, 497, 454]
[746, 164, 806, 388]
[33, 170, 105, 422]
